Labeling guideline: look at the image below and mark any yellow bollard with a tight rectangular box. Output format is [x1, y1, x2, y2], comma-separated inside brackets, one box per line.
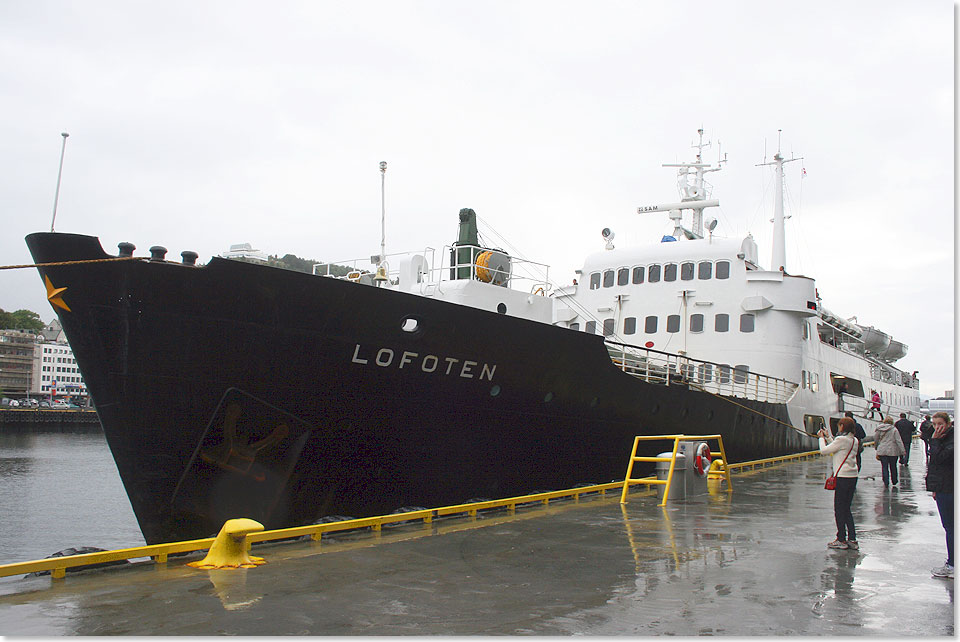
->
[187, 518, 267, 570]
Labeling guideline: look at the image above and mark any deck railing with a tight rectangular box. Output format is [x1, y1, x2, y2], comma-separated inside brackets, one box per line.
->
[604, 340, 799, 405]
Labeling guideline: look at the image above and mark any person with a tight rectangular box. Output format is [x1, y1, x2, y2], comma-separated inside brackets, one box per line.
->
[866, 390, 883, 420]
[894, 413, 916, 466]
[844, 411, 867, 470]
[926, 412, 954, 579]
[874, 416, 906, 487]
[920, 415, 934, 463]
[819, 417, 860, 550]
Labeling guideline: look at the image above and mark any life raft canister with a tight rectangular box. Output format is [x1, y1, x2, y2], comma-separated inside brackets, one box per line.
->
[694, 442, 712, 476]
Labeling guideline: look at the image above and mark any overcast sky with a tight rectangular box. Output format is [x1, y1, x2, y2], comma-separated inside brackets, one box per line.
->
[1, 1, 955, 396]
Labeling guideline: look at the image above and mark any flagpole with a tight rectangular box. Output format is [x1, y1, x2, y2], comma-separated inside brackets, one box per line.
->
[50, 132, 69, 232]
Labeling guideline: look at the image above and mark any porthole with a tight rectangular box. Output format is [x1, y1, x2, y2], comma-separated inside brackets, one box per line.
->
[543, 392, 554, 403]
[490, 385, 501, 397]
[401, 317, 420, 332]
[590, 396, 599, 407]
[497, 303, 507, 314]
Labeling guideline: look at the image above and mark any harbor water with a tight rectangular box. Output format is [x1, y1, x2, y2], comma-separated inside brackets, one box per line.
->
[0, 429, 144, 566]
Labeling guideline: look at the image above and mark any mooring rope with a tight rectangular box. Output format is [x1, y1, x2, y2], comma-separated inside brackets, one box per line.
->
[0, 256, 143, 271]
[682, 378, 815, 437]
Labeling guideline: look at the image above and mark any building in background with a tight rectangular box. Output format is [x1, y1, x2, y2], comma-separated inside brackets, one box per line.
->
[0, 329, 36, 396]
[33, 319, 88, 402]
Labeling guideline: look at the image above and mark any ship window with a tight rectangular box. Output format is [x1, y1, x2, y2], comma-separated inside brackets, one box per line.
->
[585, 321, 597, 335]
[603, 270, 614, 288]
[680, 262, 695, 280]
[648, 264, 661, 283]
[718, 365, 731, 384]
[801, 370, 808, 389]
[811, 372, 819, 392]
[569, 322, 580, 331]
[624, 317, 637, 335]
[715, 313, 729, 332]
[632, 266, 645, 284]
[645, 316, 658, 333]
[666, 315, 680, 333]
[617, 268, 629, 286]
[698, 261, 712, 280]
[690, 313, 704, 333]
[590, 272, 601, 289]
[698, 363, 713, 383]
[716, 260, 730, 279]
[663, 263, 677, 282]
[602, 318, 615, 336]
[401, 317, 420, 333]
[734, 364, 749, 384]
[802, 321, 809, 340]
[804, 415, 825, 434]
[740, 313, 755, 333]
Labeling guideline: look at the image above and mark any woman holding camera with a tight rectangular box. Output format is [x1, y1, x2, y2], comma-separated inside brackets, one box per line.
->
[819, 417, 860, 550]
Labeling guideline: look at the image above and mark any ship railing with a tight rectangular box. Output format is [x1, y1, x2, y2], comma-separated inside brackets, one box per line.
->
[433, 243, 553, 294]
[839, 393, 924, 423]
[312, 247, 438, 280]
[604, 340, 798, 405]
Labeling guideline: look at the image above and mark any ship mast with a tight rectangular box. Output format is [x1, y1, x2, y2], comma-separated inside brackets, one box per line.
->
[637, 129, 724, 240]
[756, 130, 801, 272]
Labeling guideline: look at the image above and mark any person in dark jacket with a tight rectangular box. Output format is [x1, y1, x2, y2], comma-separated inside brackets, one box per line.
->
[925, 412, 954, 579]
[894, 413, 916, 466]
[844, 411, 867, 470]
[920, 415, 934, 463]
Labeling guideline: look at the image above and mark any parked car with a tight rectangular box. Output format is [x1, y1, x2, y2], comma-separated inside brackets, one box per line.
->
[38, 400, 51, 408]
[22, 398, 39, 408]
[51, 401, 70, 409]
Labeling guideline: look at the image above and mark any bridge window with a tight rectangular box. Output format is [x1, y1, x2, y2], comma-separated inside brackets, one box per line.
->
[680, 262, 695, 280]
[666, 315, 681, 333]
[715, 313, 729, 332]
[663, 263, 677, 282]
[602, 270, 614, 288]
[716, 260, 730, 279]
[623, 317, 637, 335]
[602, 318, 615, 336]
[617, 268, 629, 286]
[740, 313, 755, 333]
[585, 321, 597, 334]
[590, 272, 600, 289]
[648, 264, 661, 283]
[690, 313, 704, 333]
[645, 316, 658, 333]
[632, 266, 645, 284]
[698, 261, 712, 279]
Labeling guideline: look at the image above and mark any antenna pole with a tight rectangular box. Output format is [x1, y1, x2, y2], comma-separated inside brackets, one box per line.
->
[50, 132, 69, 232]
[379, 161, 387, 269]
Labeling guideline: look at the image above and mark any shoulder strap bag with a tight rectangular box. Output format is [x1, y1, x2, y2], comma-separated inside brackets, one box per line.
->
[824, 438, 856, 490]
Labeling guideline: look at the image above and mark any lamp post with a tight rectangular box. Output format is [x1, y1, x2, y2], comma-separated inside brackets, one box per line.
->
[50, 132, 69, 232]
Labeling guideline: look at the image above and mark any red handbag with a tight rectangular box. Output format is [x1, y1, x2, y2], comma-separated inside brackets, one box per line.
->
[825, 438, 856, 490]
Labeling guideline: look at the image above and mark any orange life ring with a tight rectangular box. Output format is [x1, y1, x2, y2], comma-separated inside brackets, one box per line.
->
[694, 443, 712, 476]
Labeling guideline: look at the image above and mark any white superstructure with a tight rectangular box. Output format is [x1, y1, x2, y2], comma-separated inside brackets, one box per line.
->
[325, 131, 922, 434]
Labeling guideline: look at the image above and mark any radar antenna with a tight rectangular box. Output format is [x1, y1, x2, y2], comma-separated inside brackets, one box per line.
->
[636, 129, 722, 239]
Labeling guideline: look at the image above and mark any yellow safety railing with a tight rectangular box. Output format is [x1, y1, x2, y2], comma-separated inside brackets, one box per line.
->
[0, 446, 829, 581]
[620, 434, 733, 506]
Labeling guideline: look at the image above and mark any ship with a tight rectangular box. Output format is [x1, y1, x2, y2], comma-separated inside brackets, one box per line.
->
[25, 131, 921, 545]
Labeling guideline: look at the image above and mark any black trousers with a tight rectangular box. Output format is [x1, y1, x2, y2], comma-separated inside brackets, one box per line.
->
[834, 476, 858, 542]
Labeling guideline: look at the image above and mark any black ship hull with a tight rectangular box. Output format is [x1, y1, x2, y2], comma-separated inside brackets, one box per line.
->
[27, 232, 813, 545]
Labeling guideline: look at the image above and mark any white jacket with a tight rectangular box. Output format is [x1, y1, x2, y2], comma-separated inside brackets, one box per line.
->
[819, 433, 859, 478]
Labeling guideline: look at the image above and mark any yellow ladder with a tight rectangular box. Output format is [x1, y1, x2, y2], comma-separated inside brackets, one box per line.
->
[619, 434, 733, 506]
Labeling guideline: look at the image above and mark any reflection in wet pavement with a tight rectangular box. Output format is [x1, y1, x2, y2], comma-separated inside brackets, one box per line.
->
[0, 440, 953, 635]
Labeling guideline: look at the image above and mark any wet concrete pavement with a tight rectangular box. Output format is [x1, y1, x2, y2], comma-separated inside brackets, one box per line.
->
[0, 440, 954, 635]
